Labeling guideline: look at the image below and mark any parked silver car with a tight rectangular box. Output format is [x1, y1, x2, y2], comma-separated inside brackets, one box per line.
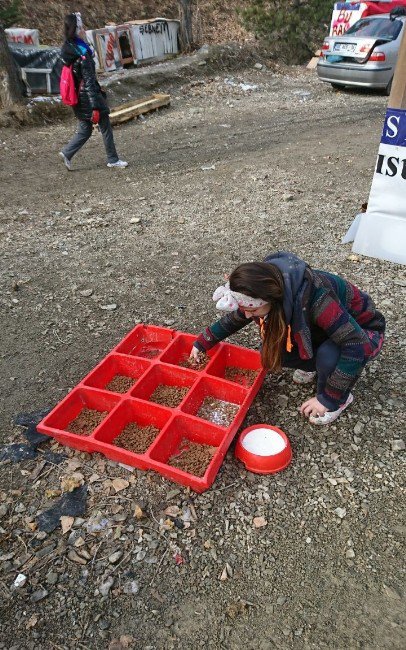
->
[317, 12, 406, 94]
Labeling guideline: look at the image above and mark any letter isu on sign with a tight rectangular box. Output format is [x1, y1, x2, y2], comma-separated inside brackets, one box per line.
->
[351, 107, 406, 263]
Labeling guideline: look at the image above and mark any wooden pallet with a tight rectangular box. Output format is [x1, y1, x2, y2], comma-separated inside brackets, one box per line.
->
[109, 93, 170, 125]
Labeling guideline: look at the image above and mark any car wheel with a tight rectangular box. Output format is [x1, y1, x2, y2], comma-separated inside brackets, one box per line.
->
[385, 77, 393, 96]
[331, 83, 343, 91]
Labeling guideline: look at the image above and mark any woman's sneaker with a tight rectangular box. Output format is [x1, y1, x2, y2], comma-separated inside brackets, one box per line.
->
[309, 393, 354, 426]
[107, 160, 128, 168]
[59, 151, 72, 171]
[293, 369, 316, 384]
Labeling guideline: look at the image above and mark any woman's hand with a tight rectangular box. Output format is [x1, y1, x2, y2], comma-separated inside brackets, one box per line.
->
[189, 345, 201, 363]
[300, 397, 328, 419]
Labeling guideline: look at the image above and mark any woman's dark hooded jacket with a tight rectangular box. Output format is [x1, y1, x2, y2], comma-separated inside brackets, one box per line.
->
[61, 40, 109, 121]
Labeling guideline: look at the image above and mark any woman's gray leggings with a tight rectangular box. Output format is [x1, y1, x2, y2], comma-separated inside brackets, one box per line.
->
[62, 113, 118, 164]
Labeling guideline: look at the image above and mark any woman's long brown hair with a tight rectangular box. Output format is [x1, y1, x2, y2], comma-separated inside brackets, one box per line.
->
[229, 262, 286, 372]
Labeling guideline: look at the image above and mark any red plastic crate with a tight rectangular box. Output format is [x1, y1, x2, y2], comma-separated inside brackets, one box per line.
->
[181, 376, 247, 427]
[130, 363, 197, 405]
[160, 333, 215, 368]
[147, 415, 228, 492]
[37, 324, 267, 492]
[92, 399, 172, 468]
[83, 354, 150, 394]
[38, 387, 120, 452]
[206, 344, 263, 388]
[115, 323, 175, 359]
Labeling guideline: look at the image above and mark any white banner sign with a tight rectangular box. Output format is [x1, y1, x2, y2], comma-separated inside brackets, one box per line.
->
[330, 2, 366, 36]
[5, 28, 40, 46]
[351, 108, 406, 263]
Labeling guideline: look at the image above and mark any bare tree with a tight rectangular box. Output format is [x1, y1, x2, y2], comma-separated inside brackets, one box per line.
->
[0, 23, 24, 107]
[178, 0, 194, 51]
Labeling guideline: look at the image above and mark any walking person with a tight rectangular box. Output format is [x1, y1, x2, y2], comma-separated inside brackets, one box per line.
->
[190, 251, 385, 425]
[59, 12, 128, 170]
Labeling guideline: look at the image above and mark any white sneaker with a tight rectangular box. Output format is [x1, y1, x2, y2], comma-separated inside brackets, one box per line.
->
[293, 369, 316, 384]
[107, 160, 128, 168]
[59, 151, 72, 171]
[309, 393, 354, 426]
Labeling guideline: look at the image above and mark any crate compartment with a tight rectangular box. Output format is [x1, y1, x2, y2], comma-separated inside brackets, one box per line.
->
[93, 399, 172, 461]
[160, 333, 215, 370]
[206, 344, 263, 387]
[116, 324, 174, 359]
[149, 415, 226, 479]
[37, 388, 120, 452]
[83, 354, 150, 394]
[181, 377, 247, 428]
[130, 364, 196, 407]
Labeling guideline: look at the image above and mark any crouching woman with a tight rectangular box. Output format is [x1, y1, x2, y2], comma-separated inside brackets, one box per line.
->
[190, 252, 385, 425]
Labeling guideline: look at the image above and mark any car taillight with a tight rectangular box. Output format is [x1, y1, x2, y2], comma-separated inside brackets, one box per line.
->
[369, 51, 386, 61]
[322, 41, 330, 51]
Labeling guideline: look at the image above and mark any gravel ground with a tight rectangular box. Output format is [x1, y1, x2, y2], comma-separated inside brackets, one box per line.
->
[0, 63, 405, 649]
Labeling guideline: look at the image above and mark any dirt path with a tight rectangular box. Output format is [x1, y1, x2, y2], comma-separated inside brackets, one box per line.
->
[0, 67, 405, 649]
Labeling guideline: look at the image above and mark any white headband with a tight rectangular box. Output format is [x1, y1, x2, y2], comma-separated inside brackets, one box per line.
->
[213, 282, 268, 312]
[74, 12, 83, 36]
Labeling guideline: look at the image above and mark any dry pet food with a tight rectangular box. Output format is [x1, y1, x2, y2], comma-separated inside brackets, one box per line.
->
[179, 352, 210, 370]
[113, 423, 160, 454]
[68, 408, 108, 435]
[224, 366, 259, 386]
[168, 439, 216, 477]
[197, 397, 239, 427]
[150, 384, 189, 407]
[105, 374, 136, 393]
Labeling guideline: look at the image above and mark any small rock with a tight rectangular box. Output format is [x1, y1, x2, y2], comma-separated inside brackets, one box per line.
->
[353, 422, 364, 435]
[166, 489, 181, 500]
[109, 551, 123, 564]
[253, 516, 267, 528]
[282, 193, 294, 202]
[219, 566, 229, 581]
[122, 580, 139, 595]
[383, 584, 402, 600]
[112, 478, 129, 493]
[100, 304, 117, 311]
[68, 549, 87, 565]
[30, 589, 48, 603]
[46, 571, 59, 585]
[99, 576, 115, 597]
[334, 507, 346, 519]
[130, 217, 141, 224]
[0, 504, 8, 518]
[277, 395, 289, 408]
[346, 549, 355, 559]
[276, 596, 286, 605]
[254, 62, 263, 70]
[133, 504, 145, 520]
[13, 573, 27, 588]
[164, 506, 181, 518]
[98, 618, 110, 630]
[79, 289, 93, 297]
[391, 439, 405, 452]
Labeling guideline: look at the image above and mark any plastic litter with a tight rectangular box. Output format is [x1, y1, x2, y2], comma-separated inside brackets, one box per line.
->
[37, 485, 88, 533]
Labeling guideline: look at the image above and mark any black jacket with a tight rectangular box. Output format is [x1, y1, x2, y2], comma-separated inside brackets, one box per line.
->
[61, 40, 109, 120]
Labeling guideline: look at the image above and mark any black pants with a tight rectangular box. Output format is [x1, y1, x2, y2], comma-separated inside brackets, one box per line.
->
[282, 340, 344, 400]
[62, 113, 118, 164]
